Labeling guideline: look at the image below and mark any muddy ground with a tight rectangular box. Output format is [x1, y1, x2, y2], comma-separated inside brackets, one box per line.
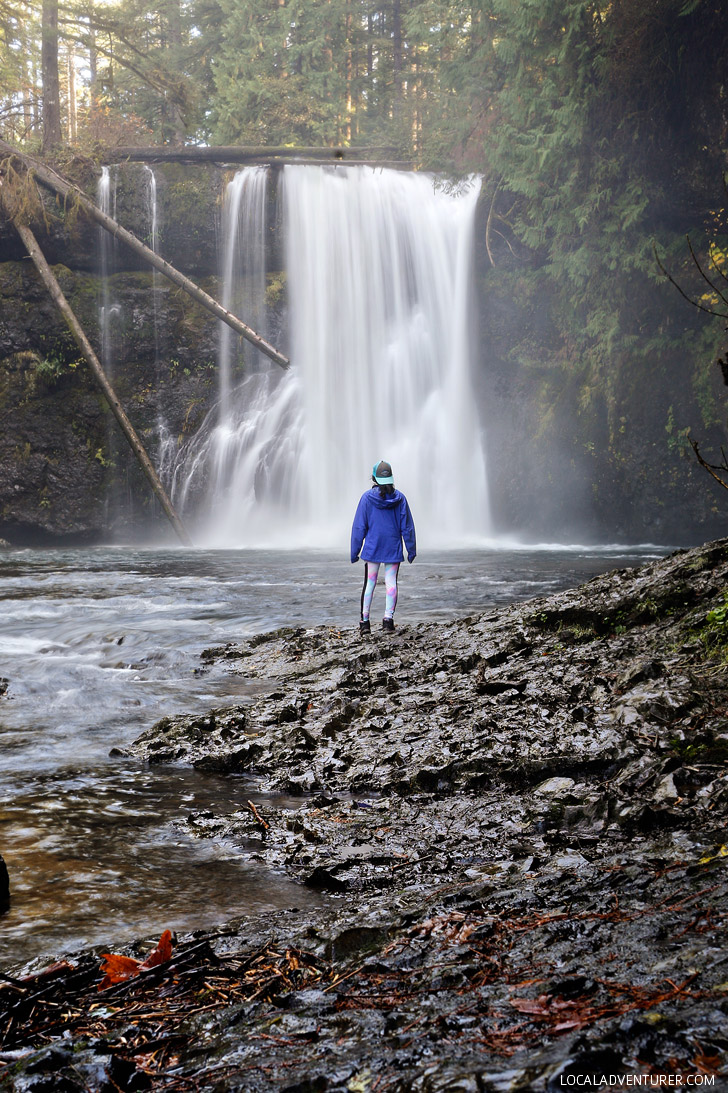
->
[2, 540, 728, 1091]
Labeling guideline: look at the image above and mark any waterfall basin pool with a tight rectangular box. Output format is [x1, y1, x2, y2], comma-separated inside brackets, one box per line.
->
[0, 543, 670, 971]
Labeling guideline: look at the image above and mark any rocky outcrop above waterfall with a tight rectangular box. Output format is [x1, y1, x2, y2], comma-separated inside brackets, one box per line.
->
[0, 159, 226, 275]
[4, 540, 728, 1089]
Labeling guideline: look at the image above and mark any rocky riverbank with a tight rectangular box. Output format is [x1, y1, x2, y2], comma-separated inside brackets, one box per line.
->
[2, 541, 728, 1091]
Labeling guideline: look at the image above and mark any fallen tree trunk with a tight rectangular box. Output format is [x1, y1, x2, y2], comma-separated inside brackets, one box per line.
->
[0, 138, 290, 371]
[109, 145, 401, 164]
[13, 219, 194, 547]
[112, 154, 412, 170]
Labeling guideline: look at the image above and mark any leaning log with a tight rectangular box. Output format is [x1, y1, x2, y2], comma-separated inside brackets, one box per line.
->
[0, 138, 290, 371]
[13, 219, 194, 547]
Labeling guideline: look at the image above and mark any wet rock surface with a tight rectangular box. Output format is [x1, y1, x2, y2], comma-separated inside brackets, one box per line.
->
[3, 541, 728, 1090]
[0, 855, 8, 913]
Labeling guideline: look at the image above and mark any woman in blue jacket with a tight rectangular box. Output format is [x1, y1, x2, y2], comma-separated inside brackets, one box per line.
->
[351, 460, 417, 634]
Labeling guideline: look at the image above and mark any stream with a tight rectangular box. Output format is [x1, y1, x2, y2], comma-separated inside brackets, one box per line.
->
[0, 543, 668, 971]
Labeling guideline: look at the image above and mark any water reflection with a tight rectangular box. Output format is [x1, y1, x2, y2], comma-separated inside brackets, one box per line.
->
[1, 765, 318, 971]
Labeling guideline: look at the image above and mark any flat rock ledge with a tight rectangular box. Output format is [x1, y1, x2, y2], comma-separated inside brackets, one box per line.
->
[3, 540, 728, 1092]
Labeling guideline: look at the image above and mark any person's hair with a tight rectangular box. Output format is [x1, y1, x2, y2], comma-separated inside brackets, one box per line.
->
[372, 479, 395, 498]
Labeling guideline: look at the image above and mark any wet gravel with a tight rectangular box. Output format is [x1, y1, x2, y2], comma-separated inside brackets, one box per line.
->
[2, 540, 728, 1091]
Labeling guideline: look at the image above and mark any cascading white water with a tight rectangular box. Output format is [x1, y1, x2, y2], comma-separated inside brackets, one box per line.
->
[285, 166, 488, 544]
[168, 167, 285, 535]
[143, 165, 167, 453]
[218, 167, 269, 414]
[97, 167, 119, 377]
[172, 165, 489, 547]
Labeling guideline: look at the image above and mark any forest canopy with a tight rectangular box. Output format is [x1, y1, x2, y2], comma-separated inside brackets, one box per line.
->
[1, 0, 725, 164]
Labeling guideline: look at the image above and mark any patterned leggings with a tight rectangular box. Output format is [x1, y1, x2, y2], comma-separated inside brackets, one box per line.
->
[361, 562, 400, 621]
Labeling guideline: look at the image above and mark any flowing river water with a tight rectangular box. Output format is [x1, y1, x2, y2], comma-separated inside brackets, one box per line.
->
[0, 543, 670, 973]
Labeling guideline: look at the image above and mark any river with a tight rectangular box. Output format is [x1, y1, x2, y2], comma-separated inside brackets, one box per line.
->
[0, 543, 668, 972]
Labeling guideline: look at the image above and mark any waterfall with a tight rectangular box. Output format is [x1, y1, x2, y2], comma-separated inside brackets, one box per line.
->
[144, 165, 166, 451]
[218, 167, 269, 415]
[97, 167, 119, 378]
[171, 165, 489, 548]
[97, 167, 125, 525]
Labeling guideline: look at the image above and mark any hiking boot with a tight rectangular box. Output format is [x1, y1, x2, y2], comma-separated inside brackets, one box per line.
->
[382, 617, 395, 632]
[359, 619, 371, 635]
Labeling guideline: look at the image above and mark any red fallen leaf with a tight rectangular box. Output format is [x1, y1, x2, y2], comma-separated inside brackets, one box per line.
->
[98, 954, 142, 990]
[98, 930, 173, 991]
[139, 929, 173, 971]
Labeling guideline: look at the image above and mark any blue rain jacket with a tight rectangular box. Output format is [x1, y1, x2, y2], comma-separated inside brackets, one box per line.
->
[351, 488, 417, 564]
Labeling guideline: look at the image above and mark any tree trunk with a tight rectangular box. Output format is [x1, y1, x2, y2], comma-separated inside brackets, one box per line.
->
[41, 0, 62, 151]
[66, 40, 78, 142]
[0, 139, 290, 371]
[12, 219, 193, 546]
[165, 0, 186, 144]
[87, 3, 98, 105]
[392, 0, 403, 122]
[20, 18, 33, 138]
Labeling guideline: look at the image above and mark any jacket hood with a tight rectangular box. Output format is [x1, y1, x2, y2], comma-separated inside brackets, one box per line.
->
[369, 487, 404, 509]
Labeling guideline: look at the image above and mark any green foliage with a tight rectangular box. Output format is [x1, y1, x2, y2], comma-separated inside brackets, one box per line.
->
[699, 592, 728, 660]
[211, 0, 350, 144]
[34, 354, 66, 381]
[665, 405, 691, 455]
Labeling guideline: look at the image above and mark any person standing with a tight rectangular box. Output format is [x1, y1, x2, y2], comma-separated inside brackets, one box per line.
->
[350, 460, 417, 634]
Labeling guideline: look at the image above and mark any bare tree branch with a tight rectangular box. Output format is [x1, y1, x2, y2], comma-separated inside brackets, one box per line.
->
[485, 176, 501, 268]
[690, 436, 728, 492]
[653, 242, 728, 319]
[708, 245, 728, 289]
[687, 234, 728, 310]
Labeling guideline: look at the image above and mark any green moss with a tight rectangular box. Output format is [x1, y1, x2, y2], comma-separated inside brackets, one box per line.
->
[668, 734, 728, 764]
[266, 271, 287, 309]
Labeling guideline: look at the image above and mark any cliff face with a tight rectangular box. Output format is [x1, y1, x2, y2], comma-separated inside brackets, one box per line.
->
[0, 160, 725, 545]
[0, 163, 228, 544]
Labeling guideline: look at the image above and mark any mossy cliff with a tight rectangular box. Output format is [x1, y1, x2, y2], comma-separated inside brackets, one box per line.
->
[0, 258, 221, 543]
[0, 162, 256, 544]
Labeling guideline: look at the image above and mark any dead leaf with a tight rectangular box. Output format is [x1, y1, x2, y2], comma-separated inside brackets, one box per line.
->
[139, 929, 173, 970]
[98, 929, 173, 991]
